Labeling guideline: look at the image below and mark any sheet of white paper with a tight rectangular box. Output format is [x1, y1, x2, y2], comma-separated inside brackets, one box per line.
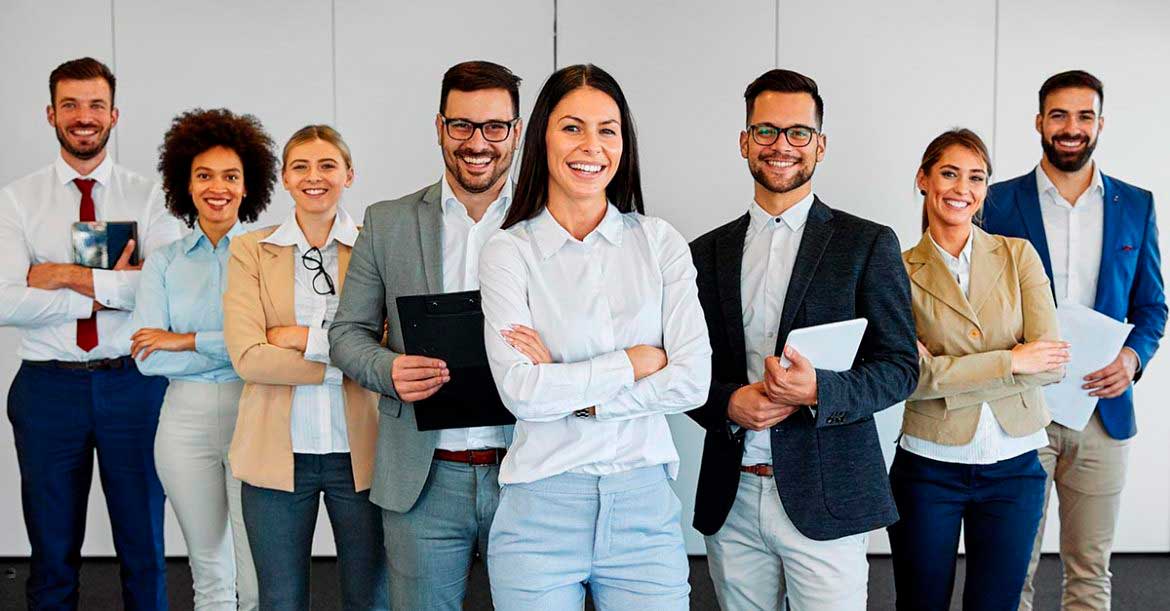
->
[780, 318, 868, 372]
[1044, 303, 1133, 431]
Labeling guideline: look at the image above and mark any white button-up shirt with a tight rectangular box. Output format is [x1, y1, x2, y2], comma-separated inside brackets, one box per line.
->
[436, 176, 512, 452]
[479, 204, 712, 484]
[0, 153, 183, 360]
[1037, 164, 1104, 309]
[260, 207, 358, 454]
[740, 193, 813, 466]
[900, 232, 1049, 464]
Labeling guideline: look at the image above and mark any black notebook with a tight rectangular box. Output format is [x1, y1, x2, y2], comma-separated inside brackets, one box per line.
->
[71, 221, 139, 269]
[396, 290, 516, 431]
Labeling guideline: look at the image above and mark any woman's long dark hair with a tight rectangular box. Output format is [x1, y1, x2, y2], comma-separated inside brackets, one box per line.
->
[503, 64, 644, 229]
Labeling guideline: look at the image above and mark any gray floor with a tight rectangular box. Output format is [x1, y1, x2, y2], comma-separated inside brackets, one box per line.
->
[1, 553, 1167, 609]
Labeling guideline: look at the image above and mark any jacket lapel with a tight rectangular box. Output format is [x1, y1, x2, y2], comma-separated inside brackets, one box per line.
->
[417, 182, 443, 294]
[260, 241, 297, 327]
[968, 227, 1007, 319]
[906, 232, 981, 329]
[715, 214, 750, 373]
[774, 198, 833, 354]
[1094, 174, 1122, 310]
[1017, 170, 1054, 281]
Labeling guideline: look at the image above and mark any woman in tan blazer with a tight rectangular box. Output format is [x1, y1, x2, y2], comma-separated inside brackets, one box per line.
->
[887, 129, 1069, 611]
[223, 125, 386, 610]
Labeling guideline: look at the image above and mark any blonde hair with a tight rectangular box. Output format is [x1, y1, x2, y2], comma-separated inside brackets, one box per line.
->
[282, 124, 353, 169]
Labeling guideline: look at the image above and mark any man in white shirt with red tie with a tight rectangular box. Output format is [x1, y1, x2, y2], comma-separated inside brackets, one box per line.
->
[0, 57, 182, 610]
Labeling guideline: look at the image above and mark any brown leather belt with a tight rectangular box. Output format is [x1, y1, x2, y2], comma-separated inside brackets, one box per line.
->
[741, 463, 774, 477]
[433, 448, 507, 465]
[23, 356, 132, 371]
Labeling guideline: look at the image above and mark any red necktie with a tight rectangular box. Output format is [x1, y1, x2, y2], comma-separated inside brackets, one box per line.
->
[74, 178, 98, 352]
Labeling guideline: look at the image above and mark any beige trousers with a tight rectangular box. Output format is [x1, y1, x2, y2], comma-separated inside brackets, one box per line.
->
[1019, 414, 1130, 611]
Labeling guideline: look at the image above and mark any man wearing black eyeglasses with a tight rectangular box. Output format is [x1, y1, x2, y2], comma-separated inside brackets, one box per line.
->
[329, 60, 520, 611]
[686, 69, 918, 610]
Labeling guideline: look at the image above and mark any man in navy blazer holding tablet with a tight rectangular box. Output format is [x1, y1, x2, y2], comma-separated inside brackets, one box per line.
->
[687, 69, 918, 610]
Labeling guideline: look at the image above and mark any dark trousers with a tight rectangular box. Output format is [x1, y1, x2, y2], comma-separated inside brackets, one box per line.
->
[242, 452, 388, 611]
[7, 360, 168, 610]
[887, 447, 1046, 611]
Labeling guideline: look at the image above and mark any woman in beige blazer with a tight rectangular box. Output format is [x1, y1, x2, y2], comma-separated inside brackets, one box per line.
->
[223, 125, 386, 610]
[887, 129, 1069, 611]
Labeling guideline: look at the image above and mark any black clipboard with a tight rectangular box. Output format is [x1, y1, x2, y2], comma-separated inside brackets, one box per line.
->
[396, 290, 516, 431]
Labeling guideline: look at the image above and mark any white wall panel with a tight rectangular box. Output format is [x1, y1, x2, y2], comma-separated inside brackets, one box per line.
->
[995, 0, 1170, 553]
[777, 0, 997, 554]
[0, 0, 116, 558]
[333, 0, 554, 218]
[558, 0, 777, 553]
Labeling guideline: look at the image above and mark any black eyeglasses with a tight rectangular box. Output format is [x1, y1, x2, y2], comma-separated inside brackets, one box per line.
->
[301, 247, 336, 296]
[748, 124, 818, 147]
[441, 116, 519, 142]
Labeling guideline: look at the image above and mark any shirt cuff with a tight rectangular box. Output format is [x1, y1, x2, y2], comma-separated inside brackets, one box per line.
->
[194, 331, 226, 357]
[324, 364, 344, 386]
[588, 349, 635, 395]
[305, 326, 331, 364]
[91, 269, 124, 309]
[67, 289, 95, 320]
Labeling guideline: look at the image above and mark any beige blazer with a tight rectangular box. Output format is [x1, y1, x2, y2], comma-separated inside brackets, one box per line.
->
[223, 227, 378, 492]
[902, 226, 1063, 445]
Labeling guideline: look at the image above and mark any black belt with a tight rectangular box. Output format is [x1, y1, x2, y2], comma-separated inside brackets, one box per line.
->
[23, 356, 133, 371]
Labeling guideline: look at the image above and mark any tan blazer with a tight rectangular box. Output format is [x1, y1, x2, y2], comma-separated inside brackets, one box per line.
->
[902, 226, 1063, 445]
[223, 227, 378, 492]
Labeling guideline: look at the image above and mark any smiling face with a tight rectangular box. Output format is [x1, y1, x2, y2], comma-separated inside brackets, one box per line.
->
[1037, 86, 1103, 173]
[918, 144, 988, 230]
[282, 138, 353, 217]
[741, 91, 824, 196]
[47, 77, 118, 162]
[436, 88, 519, 195]
[189, 146, 245, 233]
[544, 86, 623, 206]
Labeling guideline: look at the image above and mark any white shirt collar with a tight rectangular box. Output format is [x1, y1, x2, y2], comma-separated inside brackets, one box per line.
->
[531, 202, 624, 260]
[1035, 163, 1104, 201]
[54, 151, 114, 186]
[747, 191, 815, 239]
[183, 220, 247, 254]
[261, 206, 359, 250]
[440, 174, 512, 219]
[928, 230, 973, 268]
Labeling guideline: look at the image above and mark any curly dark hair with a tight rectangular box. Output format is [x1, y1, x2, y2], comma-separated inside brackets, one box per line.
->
[157, 108, 277, 228]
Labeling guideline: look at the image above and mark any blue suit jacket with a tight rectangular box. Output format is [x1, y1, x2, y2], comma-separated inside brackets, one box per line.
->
[983, 169, 1167, 439]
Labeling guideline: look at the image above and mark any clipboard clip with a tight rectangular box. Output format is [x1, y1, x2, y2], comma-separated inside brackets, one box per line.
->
[425, 295, 481, 316]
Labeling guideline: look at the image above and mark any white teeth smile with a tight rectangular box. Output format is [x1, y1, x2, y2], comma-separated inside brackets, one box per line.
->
[461, 156, 491, 166]
[766, 160, 798, 168]
[568, 162, 603, 173]
[205, 198, 229, 207]
[944, 199, 970, 209]
[304, 188, 327, 196]
[71, 128, 98, 136]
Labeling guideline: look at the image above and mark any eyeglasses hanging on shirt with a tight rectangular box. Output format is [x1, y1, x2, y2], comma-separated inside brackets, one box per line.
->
[301, 247, 336, 296]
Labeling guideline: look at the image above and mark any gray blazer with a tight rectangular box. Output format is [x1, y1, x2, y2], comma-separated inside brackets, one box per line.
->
[330, 181, 509, 513]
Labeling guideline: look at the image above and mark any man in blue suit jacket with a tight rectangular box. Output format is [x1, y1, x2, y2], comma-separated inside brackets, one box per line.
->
[983, 70, 1167, 611]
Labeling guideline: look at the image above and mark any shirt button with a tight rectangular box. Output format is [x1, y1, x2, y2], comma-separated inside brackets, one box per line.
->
[969, 329, 981, 339]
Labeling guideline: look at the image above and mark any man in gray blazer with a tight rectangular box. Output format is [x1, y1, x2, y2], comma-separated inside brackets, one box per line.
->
[329, 61, 522, 610]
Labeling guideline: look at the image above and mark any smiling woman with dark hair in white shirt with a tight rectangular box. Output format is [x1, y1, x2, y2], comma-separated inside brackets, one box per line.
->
[478, 64, 712, 611]
[223, 125, 387, 611]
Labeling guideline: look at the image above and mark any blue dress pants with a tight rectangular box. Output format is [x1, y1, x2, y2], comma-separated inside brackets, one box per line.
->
[7, 360, 168, 610]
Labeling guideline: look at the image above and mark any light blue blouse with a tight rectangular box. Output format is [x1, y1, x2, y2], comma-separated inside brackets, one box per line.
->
[128, 221, 246, 382]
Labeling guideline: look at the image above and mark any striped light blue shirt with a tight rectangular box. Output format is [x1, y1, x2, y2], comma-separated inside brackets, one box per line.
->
[127, 221, 246, 382]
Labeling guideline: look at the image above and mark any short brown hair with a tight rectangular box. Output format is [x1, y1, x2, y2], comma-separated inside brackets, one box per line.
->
[918, 128, 992, 232]
[440, 61, 522, 117]
[745, 69, 824, 128]
[1039, 70, 1104, 114]
[282, 125, 353, 170]
[49, 57, 116, 105]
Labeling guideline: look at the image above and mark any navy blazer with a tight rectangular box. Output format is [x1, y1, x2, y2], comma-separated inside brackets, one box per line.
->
[687, 198, 918, 541]
[983, 169, 1167, 440]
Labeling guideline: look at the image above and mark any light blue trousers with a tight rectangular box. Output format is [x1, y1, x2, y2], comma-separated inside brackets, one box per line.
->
[488, 465, 690, 610]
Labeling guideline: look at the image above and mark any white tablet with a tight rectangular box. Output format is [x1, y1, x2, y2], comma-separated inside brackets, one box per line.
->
[779, 318, 868, 372]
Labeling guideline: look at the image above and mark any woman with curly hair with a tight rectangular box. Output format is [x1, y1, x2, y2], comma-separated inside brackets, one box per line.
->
[127, 107, 277, 611]
[223, 125, 387, 610]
